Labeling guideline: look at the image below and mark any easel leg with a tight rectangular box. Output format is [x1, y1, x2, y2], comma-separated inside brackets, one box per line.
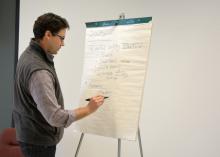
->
[118, 139, 121, 157]
[74, 133, 84, 157]
[74, 129, 143, 157]
[138, 128, 143, 157]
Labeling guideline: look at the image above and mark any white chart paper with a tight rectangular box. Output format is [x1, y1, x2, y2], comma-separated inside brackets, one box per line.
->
[75, 18, 152, 140]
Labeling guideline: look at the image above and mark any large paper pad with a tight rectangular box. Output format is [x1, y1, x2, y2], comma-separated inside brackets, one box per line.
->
[74, 17, 152, 140]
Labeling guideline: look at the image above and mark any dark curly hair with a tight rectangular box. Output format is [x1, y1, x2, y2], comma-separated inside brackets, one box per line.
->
[33, 13, 70, 39]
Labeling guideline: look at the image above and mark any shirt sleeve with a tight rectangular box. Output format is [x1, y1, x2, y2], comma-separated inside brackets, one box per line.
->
[29, 70, 75, 128]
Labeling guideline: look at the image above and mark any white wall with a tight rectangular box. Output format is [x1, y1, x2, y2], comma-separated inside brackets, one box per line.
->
[19, 0, 220, 157]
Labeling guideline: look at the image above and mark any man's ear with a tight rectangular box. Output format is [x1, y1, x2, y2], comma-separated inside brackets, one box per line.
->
[44, 30, 52, 39]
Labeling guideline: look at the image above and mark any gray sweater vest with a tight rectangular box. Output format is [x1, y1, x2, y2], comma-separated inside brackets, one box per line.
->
[13, 40, 64, 145]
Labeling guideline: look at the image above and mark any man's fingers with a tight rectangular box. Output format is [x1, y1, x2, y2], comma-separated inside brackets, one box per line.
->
[91, 95, 104, 101]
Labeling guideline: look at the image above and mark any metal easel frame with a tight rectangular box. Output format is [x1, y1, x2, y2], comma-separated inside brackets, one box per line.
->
[74, 127, 143, 157]
[74, 13, 144, 157]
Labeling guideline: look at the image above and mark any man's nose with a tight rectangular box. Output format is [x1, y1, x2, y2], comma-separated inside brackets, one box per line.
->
[61, 41, 64, 46]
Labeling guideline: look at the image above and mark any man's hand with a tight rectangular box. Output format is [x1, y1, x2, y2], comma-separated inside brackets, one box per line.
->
[87, 95, 104, 114]
[73, 95, 105, 121]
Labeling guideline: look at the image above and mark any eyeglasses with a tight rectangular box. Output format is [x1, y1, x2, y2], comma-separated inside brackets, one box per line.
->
[53, 34, 65, 41]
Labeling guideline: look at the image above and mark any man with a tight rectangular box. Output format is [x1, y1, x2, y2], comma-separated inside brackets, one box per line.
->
[12, 13, 105, 157]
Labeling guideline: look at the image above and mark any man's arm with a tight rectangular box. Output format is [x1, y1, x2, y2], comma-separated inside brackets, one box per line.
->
[29, 70, 104, 127]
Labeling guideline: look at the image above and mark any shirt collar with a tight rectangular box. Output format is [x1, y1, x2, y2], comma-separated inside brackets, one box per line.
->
[30, 38, 54, 63]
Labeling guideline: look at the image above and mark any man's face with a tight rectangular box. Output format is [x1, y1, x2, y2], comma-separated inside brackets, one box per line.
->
[47, 28, 66, 54]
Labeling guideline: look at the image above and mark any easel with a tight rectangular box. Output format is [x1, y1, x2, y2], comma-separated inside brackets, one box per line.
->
[74, 127, 143, 157]
[74, 13, 144, 157]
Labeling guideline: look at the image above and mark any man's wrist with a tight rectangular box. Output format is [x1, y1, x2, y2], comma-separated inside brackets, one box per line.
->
[85, 105, 94, 115]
